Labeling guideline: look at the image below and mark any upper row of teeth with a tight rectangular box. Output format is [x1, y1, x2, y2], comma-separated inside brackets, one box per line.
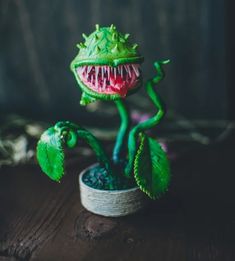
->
[77, 64, 141, 79]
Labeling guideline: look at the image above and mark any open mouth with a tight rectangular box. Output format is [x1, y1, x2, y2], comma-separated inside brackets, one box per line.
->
[76, 64, 141, 97]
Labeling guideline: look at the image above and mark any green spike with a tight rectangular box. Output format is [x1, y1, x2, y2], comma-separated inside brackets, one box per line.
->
[77, 42, 86, 49]
[95, 45, 101, 52]
[110, 24, 116, 31]
[95, 24, 100, 31]
[120, 37, 126, 43]
[82, 33, 88, 40]
[112, 33, 117, 41]
[112, 44, 119, 53]
[124, 33, 130, 40]
[76, 43, 84, 49]
[132, 43, 138, 50]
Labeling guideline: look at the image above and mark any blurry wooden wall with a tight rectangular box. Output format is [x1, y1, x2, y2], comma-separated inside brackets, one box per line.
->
[0, 0, 230, 122]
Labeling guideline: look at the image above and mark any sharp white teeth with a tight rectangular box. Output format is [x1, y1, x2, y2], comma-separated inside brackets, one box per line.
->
[95, 79, 98, 89]
[124, 65, 128, 75]
[84, 64, 139, 91]
[81, 66, 86, 74]
[132, 64, 140, 77]
[96, 66, 99, 76]
[95, 66, 99, 77]
[125, 65, 131, 77]
[101, 66, 104, 80]
[95, 67, 99, 89]
[103, 78, 106, 90]
[107, 66, 110, 79]
[120, 65, 123, 77]
[77, 67, 82, 75]
[104, 66, 107, 78]
[87, 66, 92, 74]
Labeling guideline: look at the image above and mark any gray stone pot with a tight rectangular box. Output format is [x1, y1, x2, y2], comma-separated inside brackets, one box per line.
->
[78, 164, 148, 217]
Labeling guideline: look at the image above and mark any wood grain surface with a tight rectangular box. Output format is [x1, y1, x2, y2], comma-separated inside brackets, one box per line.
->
[0, 139, 235, 261]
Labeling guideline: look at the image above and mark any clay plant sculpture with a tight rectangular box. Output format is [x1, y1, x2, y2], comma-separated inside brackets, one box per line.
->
[37, 24, 170, 216]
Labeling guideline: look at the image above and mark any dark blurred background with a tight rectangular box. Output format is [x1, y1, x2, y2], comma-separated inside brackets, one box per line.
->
[0, 0, 232, 120]
[0, 0, 234, 166]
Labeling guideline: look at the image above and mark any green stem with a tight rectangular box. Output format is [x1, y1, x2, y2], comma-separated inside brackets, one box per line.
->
[55, 121, 113, 177]
[124, 60, 170, 177]
[112, 99, 130, 164]
[76, 129, 113, 176]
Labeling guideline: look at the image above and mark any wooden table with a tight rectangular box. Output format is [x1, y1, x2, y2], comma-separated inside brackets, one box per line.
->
[0, 140, 235, 261]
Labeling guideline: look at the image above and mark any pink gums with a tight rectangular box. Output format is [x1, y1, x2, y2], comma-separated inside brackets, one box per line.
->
[76, 64, 141, 97]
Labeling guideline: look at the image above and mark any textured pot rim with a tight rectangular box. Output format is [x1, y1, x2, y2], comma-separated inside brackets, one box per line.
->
[79, 163, 139, 194]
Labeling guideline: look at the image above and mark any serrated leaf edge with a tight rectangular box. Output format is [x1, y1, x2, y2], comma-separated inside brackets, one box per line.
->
[134, 133, 170, 199]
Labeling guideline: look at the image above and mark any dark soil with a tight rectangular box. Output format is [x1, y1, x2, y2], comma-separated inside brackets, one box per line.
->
[82, 164, 136, 190]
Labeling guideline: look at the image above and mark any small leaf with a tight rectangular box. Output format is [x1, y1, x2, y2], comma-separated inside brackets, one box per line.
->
[80, 92, 97, 105]
[134, 133, 170, 199]
[36, 127, 65, 182]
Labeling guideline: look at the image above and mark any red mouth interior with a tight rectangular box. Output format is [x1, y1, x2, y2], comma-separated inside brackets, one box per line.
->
[76, 64, 141, 97]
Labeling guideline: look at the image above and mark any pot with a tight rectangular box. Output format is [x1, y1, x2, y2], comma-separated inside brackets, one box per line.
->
[78, 164, 148, 217]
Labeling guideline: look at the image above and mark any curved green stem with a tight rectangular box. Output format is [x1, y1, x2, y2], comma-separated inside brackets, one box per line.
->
[112, 99, 130, 164]
[124, 60, 170, 177]
[55, 121, 113, 176]
[76, 129, 113, 175]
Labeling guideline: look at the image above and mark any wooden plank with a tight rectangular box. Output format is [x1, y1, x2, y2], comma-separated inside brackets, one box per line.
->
[0, 141, 235, 260]
[0, 159, 91, 260]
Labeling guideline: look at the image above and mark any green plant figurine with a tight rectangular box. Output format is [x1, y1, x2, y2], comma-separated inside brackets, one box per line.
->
[37, 24, 170, 217]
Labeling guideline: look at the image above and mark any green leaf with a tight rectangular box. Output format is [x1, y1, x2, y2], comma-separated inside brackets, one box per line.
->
[134, 133, 170, 199]
[80, 92, 97, 106]
[36, 127, 65, 182]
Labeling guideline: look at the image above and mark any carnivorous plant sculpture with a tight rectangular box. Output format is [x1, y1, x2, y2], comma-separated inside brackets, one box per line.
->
[37, 24, 170, 199]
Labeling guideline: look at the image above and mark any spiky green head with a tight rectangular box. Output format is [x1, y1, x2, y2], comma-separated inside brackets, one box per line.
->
[70, 24, 144, 105]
